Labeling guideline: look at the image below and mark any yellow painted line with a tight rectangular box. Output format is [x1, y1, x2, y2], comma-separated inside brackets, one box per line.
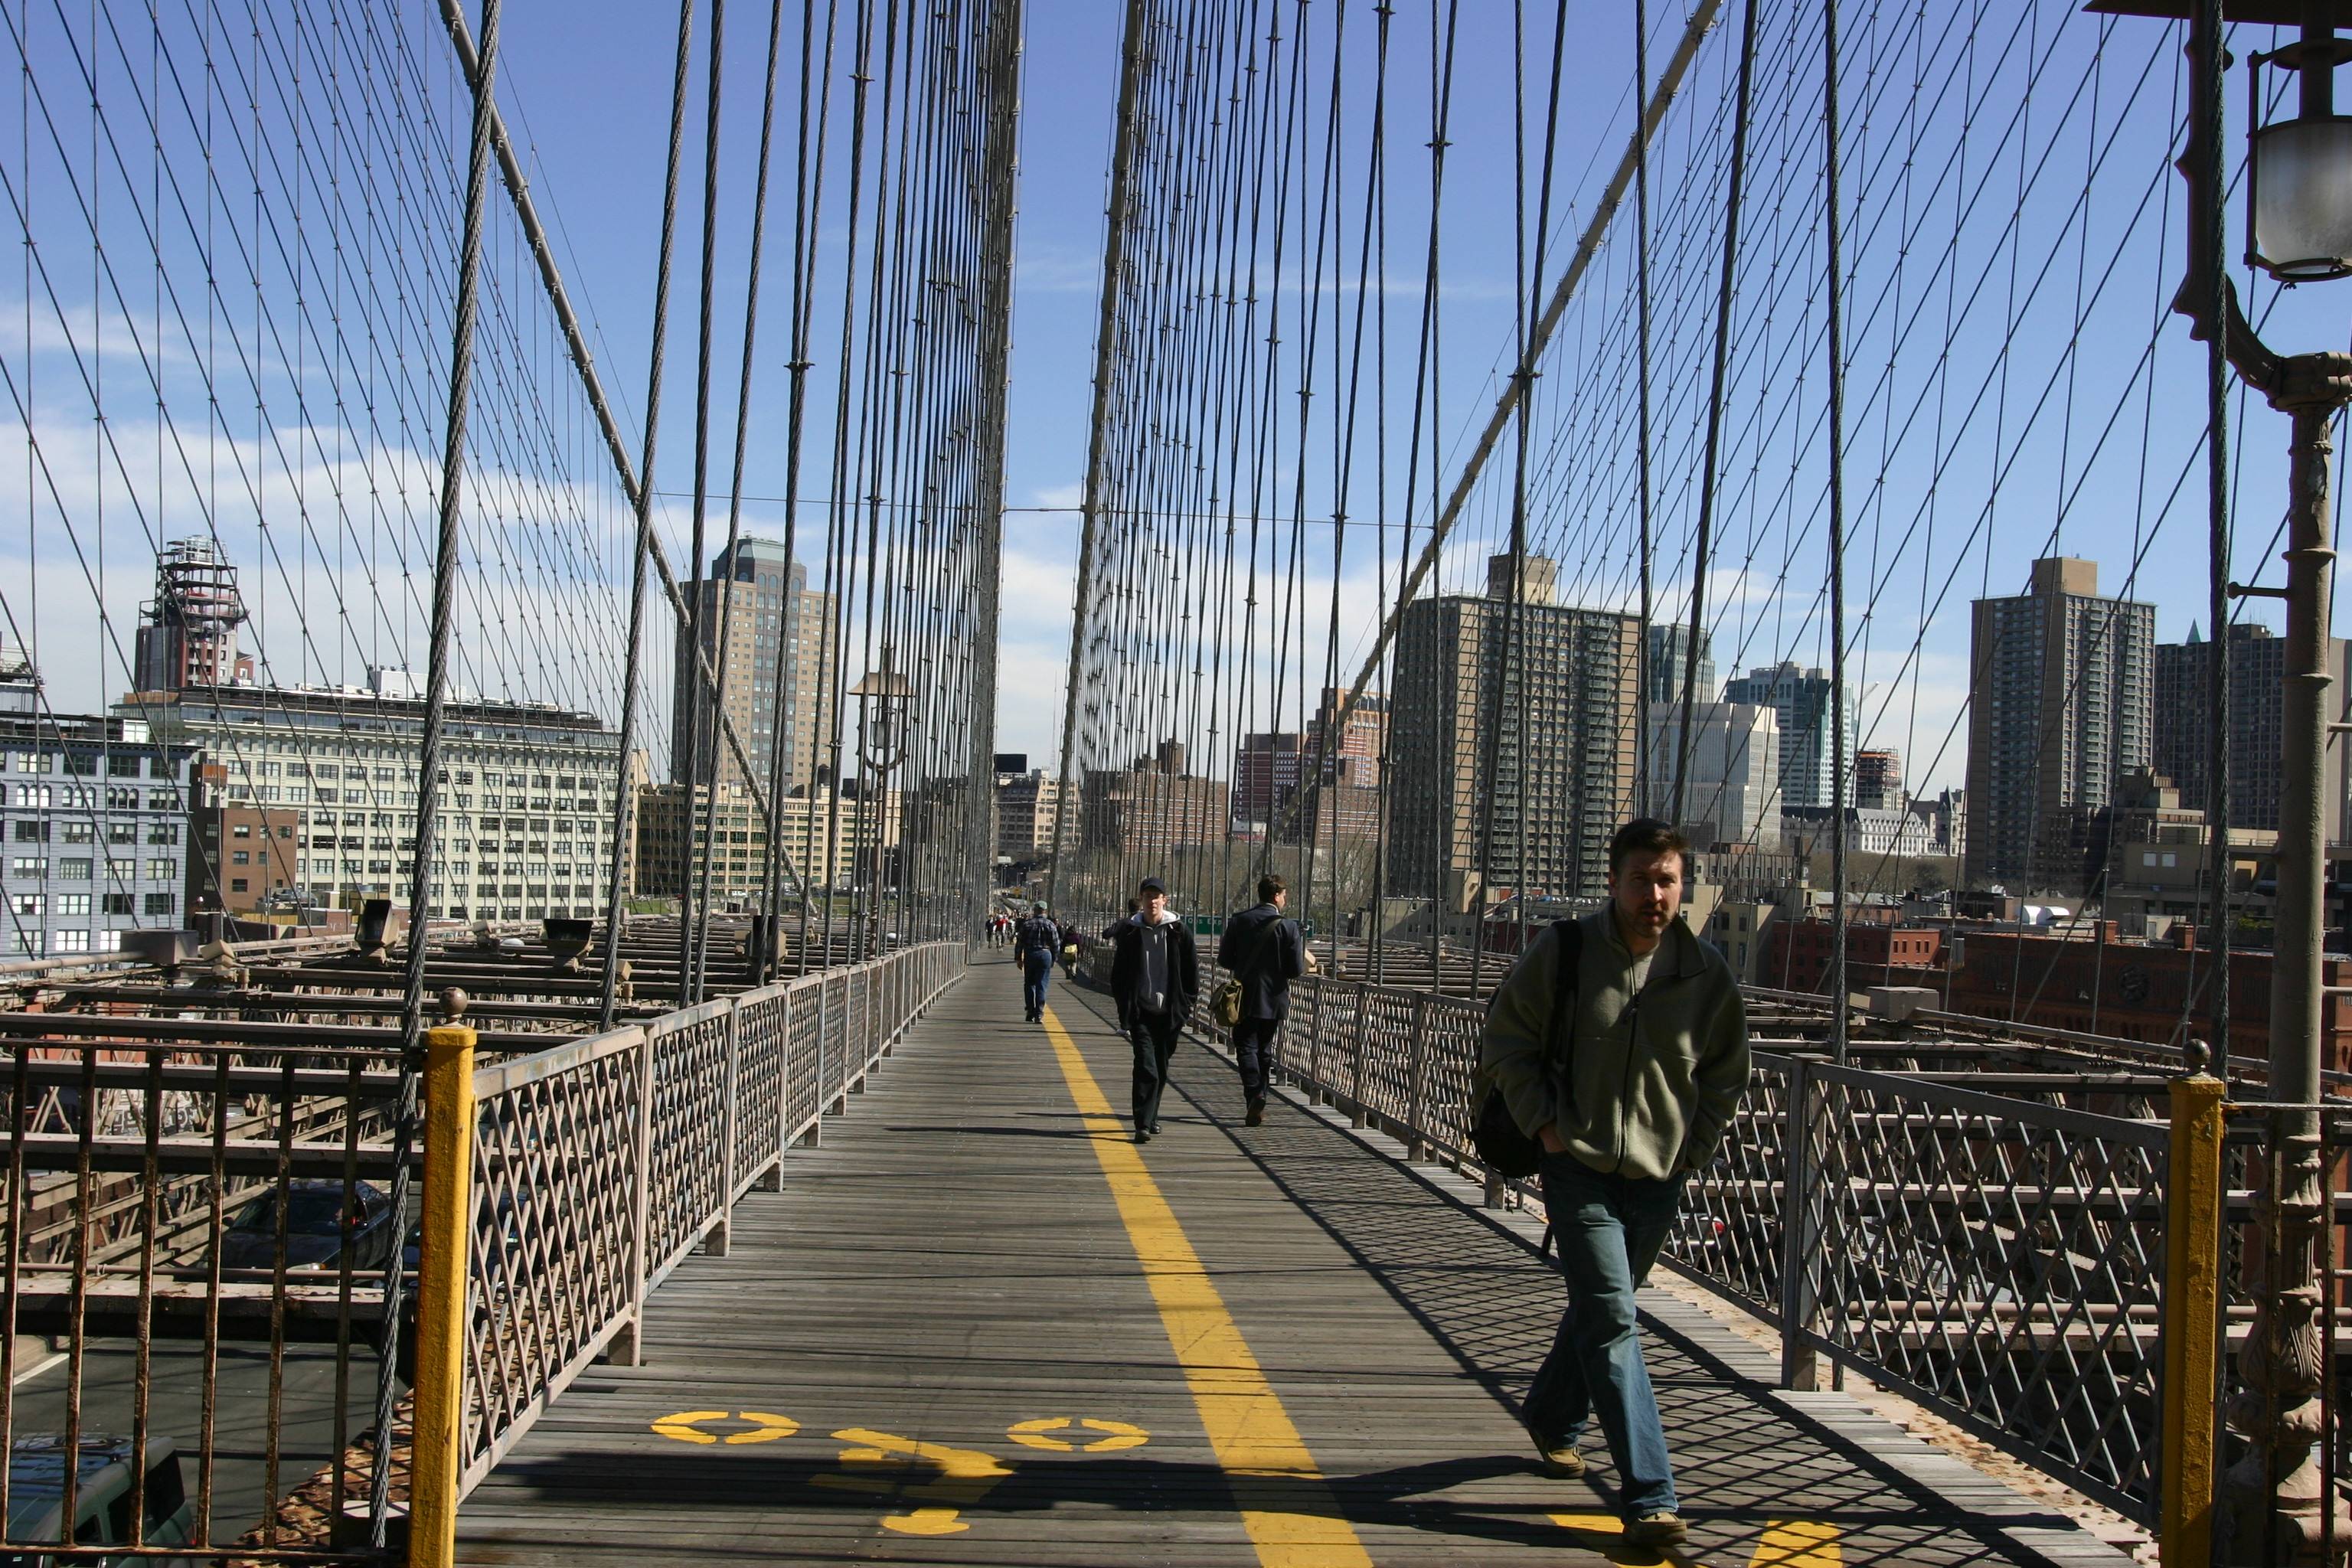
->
[1041, 1004, 1375, 1568]
[1750, 1520, 1841, 1565]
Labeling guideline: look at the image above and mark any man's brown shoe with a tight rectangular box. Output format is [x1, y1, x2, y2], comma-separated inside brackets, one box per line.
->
[1624, 1511, 1687, 1547]
[1245, 1097, 1266, 1126]
[1524, 1420, 1584, 1478]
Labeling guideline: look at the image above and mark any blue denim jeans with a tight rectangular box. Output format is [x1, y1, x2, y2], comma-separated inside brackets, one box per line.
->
[1525, 1152, 1684, 1517]
[1022, 949, 1054, 1017]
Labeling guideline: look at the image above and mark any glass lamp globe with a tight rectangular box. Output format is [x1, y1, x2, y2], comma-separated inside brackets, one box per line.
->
[2252, 115, 2352, 282]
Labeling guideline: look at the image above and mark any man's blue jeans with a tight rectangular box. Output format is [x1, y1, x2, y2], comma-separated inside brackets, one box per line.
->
[1021, 949, 1054, 1017]
[1525, 1152, 1684, 1517]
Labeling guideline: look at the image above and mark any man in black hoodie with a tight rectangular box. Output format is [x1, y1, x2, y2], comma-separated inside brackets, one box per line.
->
[1217, 872, 1305, 1126]
[1109, 876, 1198, 1142]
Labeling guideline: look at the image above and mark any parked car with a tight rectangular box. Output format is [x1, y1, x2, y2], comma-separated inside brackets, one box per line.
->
[5, 1434, 194, 1563]
[218, 1179, 398, 1272]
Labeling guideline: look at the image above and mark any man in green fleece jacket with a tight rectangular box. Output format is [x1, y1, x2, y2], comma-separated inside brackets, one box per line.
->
[1477, 818, 1749, 1550]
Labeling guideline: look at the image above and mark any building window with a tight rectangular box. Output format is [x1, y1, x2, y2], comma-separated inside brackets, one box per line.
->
[9, 785, 50, 808]
[62, 755, 95, 777]
[56, 893, 88, 916]
[108, 754, 142, 777]
[51, 929, 89, 953]
[147, 822, 177, 845]
[8, 892, 38, 916]
[60, 822, 90, 844]
[102, 893, 132, 915]
[230, 878, 248, 893]
[108, 859, 135, 880]
[231, 851, 250, 865]
[146, 860, 172, 881]
[10, 821, 43, 842]
[10, 857, 47, 878]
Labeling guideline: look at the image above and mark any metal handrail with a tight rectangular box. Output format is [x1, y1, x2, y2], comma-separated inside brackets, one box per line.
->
[446, 940, 965, 1497]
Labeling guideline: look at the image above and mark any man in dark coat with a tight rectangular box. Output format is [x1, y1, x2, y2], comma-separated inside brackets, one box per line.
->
[1015, 903, 1063, 1022]
[1109, 876, 1198, 1142]
[1217, 872, 1305, 1126]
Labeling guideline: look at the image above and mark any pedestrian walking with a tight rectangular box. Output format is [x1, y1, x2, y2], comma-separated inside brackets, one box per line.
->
[1109, 877, 1197, 1142]
[1016, 903, 1062, 1022]
[1215, 873, 1304, 1126]
[1474, 818, 1749, 1548]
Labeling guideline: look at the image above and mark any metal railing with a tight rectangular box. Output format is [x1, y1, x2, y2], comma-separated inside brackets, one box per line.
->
[1181, 962, 2200, 1529]
[452, 939, 963, 1497]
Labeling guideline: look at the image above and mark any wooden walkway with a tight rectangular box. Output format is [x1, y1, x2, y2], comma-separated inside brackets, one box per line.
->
[454, 956, 2135, 1567]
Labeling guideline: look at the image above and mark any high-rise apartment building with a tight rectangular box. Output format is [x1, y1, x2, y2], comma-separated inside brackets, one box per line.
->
[1232, 688, 1387, 842]
[1387, 555, 1640, 909]
[1964, 557, 2154, 891]
[1643, 701, 1779, 848]
[995, 769, 1062, 864]
[1080, 742, 1230, 855]
[1721, 662, 1850, 811]
[1647, 623, 1717, 706]
[2152, 622, 2350, 838]
[672, 537, 835, 796]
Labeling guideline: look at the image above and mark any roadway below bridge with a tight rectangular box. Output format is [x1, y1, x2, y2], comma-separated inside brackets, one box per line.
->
[452, 954, 2133, 1566]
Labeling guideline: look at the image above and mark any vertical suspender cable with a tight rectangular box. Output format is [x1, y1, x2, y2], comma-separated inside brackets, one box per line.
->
[1672, 0, 1756, 822]
[677, 0, 727, 1004]
[694, 0, 789, 998]
[598, 0, 702, 1029]
[1824, 0, 1848, 1067]
[1632, 0, 1654, 818]
[379, 0, 499, 1540]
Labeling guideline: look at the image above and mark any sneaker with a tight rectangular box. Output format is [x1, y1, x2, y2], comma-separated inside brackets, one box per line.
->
[1623, 1512, 1686, 1547]
[1244, 1097, 1266, 1126]
[1523, 1419, 1584, 1478]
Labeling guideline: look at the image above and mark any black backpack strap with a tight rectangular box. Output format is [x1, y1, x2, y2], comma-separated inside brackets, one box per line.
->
[1549, 917, 1583, 1065]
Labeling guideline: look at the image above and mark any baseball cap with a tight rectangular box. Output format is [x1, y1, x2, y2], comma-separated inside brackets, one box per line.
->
[1138, 876, 1167, 894]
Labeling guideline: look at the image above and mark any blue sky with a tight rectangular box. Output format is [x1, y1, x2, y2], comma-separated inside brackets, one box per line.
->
[3, 0, 2345, 800]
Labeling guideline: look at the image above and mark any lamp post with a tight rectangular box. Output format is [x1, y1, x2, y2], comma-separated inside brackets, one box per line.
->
[851, 652, 911, 961]
[2096, 0, 2352, 1558]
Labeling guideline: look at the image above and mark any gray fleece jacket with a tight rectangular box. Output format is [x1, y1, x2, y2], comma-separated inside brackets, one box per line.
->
[1475, 909, 1749, 1181]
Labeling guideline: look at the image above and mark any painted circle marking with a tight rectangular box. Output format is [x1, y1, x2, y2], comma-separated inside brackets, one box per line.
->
[1007, 1416, 1149, 1452]
[651, 1409, 800, 1446]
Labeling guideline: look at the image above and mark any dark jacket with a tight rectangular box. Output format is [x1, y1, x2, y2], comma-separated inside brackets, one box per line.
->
[1217, 903, 1305, 1021]
[1475, 910, 1749, 1182]
[1110, 911, 1199, 1021]
[1015, 916, 1062, 956]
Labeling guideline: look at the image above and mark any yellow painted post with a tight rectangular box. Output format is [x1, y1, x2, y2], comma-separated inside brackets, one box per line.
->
[2160, 1053, 2225, 1568]
[407, 1022, 479, 1568]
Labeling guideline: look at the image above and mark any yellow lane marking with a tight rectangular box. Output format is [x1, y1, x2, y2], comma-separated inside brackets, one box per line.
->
[816, 1427, 1016, 1536]
[1008, 1416, 1152, 1452]
[1751, 1520, 1841, 1565]
[648, 1409, 799, 1445]
[1041, 1004, 1375, 1568]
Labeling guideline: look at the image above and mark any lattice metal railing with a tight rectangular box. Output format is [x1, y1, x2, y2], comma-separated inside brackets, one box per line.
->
[1179, 960, 2184, 1526]
[456, 940, 963, 1494]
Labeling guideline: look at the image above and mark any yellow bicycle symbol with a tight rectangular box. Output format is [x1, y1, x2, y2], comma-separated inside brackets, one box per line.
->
[649, 1409, 801, 1446]
[1006, 1416, 1150, 1452]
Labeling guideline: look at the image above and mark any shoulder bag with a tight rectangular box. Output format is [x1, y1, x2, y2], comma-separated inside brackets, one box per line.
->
[1470, 918, 1583, 1181]
[1210, 916, 1285, 1030]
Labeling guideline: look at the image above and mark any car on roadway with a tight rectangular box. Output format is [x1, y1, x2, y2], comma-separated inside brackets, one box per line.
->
[5, 1433, 195, 1563]
[217, 1180, 399, 1273]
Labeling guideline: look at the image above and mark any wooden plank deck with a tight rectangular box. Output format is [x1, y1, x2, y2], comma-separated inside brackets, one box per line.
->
[453, 955, 2136, 1566]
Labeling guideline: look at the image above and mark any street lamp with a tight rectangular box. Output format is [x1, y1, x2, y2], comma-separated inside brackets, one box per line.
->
[2249, 31, 2352, 279]
[2092, 0, 2352, 1560]
[851, 652, 912, 960]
